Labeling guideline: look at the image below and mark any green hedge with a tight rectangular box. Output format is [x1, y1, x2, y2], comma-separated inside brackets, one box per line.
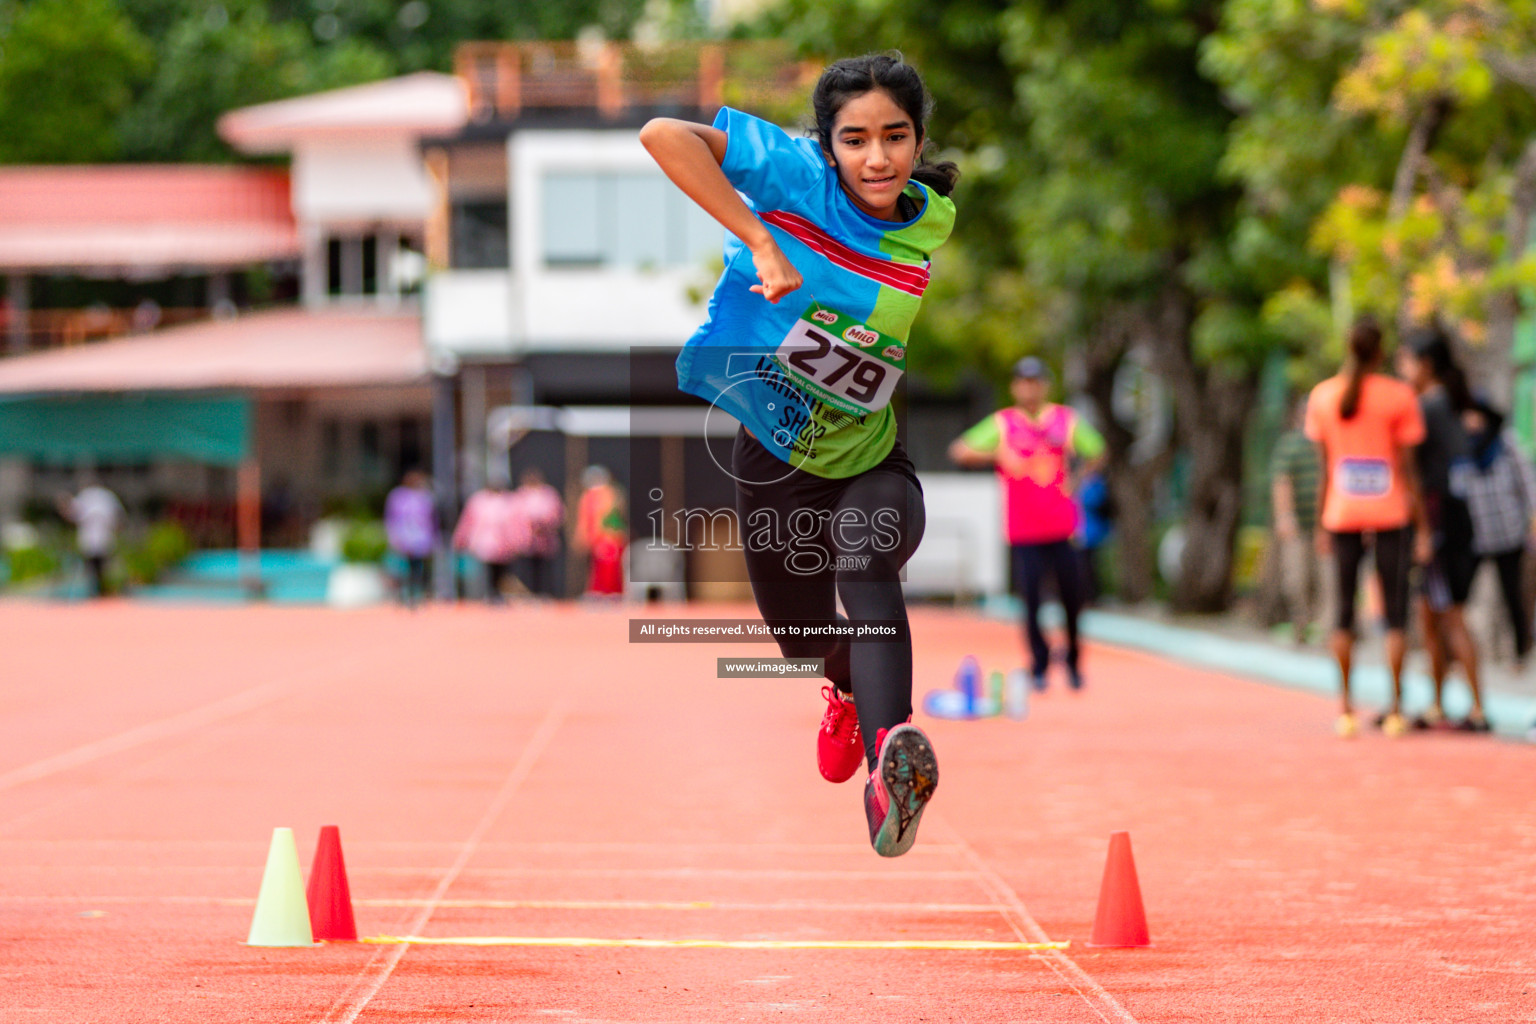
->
[341, 521, 388, 564]
[4, 545, 57, 585]
[121, 520, 193, 585]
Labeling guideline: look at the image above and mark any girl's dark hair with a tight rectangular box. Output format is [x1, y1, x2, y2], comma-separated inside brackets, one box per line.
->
[1340, 316, 1382, 421]
[1403, 323, 1475, 413]
[811, 53, 960, 198]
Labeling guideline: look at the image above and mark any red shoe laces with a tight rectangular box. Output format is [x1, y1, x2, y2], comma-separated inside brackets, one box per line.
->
[822, 686, 859, 742]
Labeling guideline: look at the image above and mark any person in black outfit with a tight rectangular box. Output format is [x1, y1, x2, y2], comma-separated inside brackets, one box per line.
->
[1396, 325, 1490, 731]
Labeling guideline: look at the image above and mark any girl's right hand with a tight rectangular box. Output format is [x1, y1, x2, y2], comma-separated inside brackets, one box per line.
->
[748, 241, 803, 304]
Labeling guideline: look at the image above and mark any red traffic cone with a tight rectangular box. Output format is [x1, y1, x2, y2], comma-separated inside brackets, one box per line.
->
[306, 825, 358, 941]
[1088, 831, 1151, 947]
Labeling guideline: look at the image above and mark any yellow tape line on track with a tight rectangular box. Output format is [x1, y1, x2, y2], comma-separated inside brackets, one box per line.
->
[362, 936, 1070, 951]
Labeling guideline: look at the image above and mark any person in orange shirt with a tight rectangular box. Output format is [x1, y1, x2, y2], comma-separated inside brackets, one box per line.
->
[574, 465, 626, 598]
[1304, 317, 1431, 738]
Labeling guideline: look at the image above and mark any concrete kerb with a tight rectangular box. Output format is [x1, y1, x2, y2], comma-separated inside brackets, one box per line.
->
[978, 597, 1536, 740]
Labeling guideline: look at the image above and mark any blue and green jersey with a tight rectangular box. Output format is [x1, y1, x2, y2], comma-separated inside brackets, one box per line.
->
[676, 106, 955, 478]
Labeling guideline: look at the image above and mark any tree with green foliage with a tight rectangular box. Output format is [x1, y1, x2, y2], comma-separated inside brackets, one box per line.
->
[1312, 2, 1536, 402]
[0, 0, 664, 164]
[761, 0, 1289, 610]
[117, 4, 391, 163]
[1210, 1, 1536, 403]
[0, 0, 152, 162]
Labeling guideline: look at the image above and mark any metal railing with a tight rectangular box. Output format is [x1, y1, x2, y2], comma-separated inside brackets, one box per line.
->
[1, 307, 211, 356]
[453, 41, 816, 122]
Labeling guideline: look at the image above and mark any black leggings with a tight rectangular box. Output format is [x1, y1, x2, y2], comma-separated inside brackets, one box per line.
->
[1012, 540, 1084, 675]
[1477, 548, 1531, 657]
[1332, 528, 1411, 633]
[733, 429, 925, 770]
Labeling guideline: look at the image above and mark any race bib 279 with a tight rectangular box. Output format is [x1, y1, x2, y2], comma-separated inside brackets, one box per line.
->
[772, 304, 905, 416]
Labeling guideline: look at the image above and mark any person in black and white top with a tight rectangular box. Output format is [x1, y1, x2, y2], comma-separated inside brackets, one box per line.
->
[1454, 399, 1536, 663]
[1396, 325, 1489, 732]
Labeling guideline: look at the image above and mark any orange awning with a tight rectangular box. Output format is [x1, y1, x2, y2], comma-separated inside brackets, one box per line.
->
[0, 308, 427, 394]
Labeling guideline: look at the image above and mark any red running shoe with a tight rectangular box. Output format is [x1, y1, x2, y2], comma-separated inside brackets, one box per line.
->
[817, 686, 863, 783]
[863, 724, 938, 858]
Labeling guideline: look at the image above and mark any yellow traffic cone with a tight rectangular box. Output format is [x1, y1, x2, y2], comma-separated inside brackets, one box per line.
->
[247, 827, 314, 947]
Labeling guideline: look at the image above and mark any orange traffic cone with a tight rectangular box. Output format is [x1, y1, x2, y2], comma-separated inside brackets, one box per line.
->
[1088, 831, 1151, 947]
[306, 825, 358, 941]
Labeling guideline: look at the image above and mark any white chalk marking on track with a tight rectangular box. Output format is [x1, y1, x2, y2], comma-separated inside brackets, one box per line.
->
[353, 898, 1006, 914]
[934, 816, 1141, 1024]
[0, 680, 293, 793]
[321, 702, 568, 1024]
[359, 866, 978, 880]
[1, 895, 1009, 915]
[361, 936, 1072, 951]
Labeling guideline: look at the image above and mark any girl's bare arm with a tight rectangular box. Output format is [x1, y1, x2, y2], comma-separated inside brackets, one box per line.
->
[639, 118, 803, 303]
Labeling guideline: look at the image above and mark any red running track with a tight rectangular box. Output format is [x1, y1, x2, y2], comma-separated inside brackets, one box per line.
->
[2, 602, 1535, 1022]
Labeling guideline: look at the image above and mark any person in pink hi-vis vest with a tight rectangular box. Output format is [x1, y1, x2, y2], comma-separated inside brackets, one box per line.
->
[949, 357, 1106, 691]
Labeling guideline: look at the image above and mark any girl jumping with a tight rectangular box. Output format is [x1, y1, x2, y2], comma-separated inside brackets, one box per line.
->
[641, 53, 957, 855]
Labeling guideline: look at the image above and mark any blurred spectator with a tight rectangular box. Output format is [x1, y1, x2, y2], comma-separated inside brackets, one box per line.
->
[1397, 325, 1488, 732]
[57, 476, 124, 598]
[130, 298, 162, 334]
[512, 467, 564, 600]
[1453, 401, 1536, 663]
[452, 480, 520, 605]
[1306, 317, 1426, 738]
[1270, 398, 1329, 644]
[384, 469, 437, 609]
[575, 466, 626, 598]
[1075, 469, 1113, 604]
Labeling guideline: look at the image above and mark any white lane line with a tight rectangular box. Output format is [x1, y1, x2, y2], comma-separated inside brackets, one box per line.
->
[352, 898, 1005, 914]
[3, 864, 974, 881]
[0, 839, 962, 852]
[1, 895, 1006, 914]
[360, 936, 1071, 951]
[0, 680, 293, 793]
[353, 866, 979, 880]
[935, 817, 1140, 1024]
[320, 702, 568, 1024]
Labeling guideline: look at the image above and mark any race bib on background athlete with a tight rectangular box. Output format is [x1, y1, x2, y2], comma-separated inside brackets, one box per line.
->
[1336, 457, 1391, 498]
[773, 304, 905, 416]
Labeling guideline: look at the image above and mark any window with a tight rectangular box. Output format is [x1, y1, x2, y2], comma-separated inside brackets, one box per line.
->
[451, 201, 510, 269]
[326, 236, 372, 297]
[542, 171, 721, 269]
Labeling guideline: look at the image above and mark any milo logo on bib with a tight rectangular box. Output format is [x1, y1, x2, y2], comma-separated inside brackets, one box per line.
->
[773, 304, 905, 417]
[843, 324, 880, 348]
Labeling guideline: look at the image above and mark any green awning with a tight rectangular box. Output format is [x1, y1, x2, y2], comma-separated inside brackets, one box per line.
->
[0, 394, 251, 465]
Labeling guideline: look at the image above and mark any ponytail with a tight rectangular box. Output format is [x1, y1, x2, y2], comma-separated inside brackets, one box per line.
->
[1340, 316, 1382, 421]
[910, 161, 960, 198]
[1442, 360, 1475, 414]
